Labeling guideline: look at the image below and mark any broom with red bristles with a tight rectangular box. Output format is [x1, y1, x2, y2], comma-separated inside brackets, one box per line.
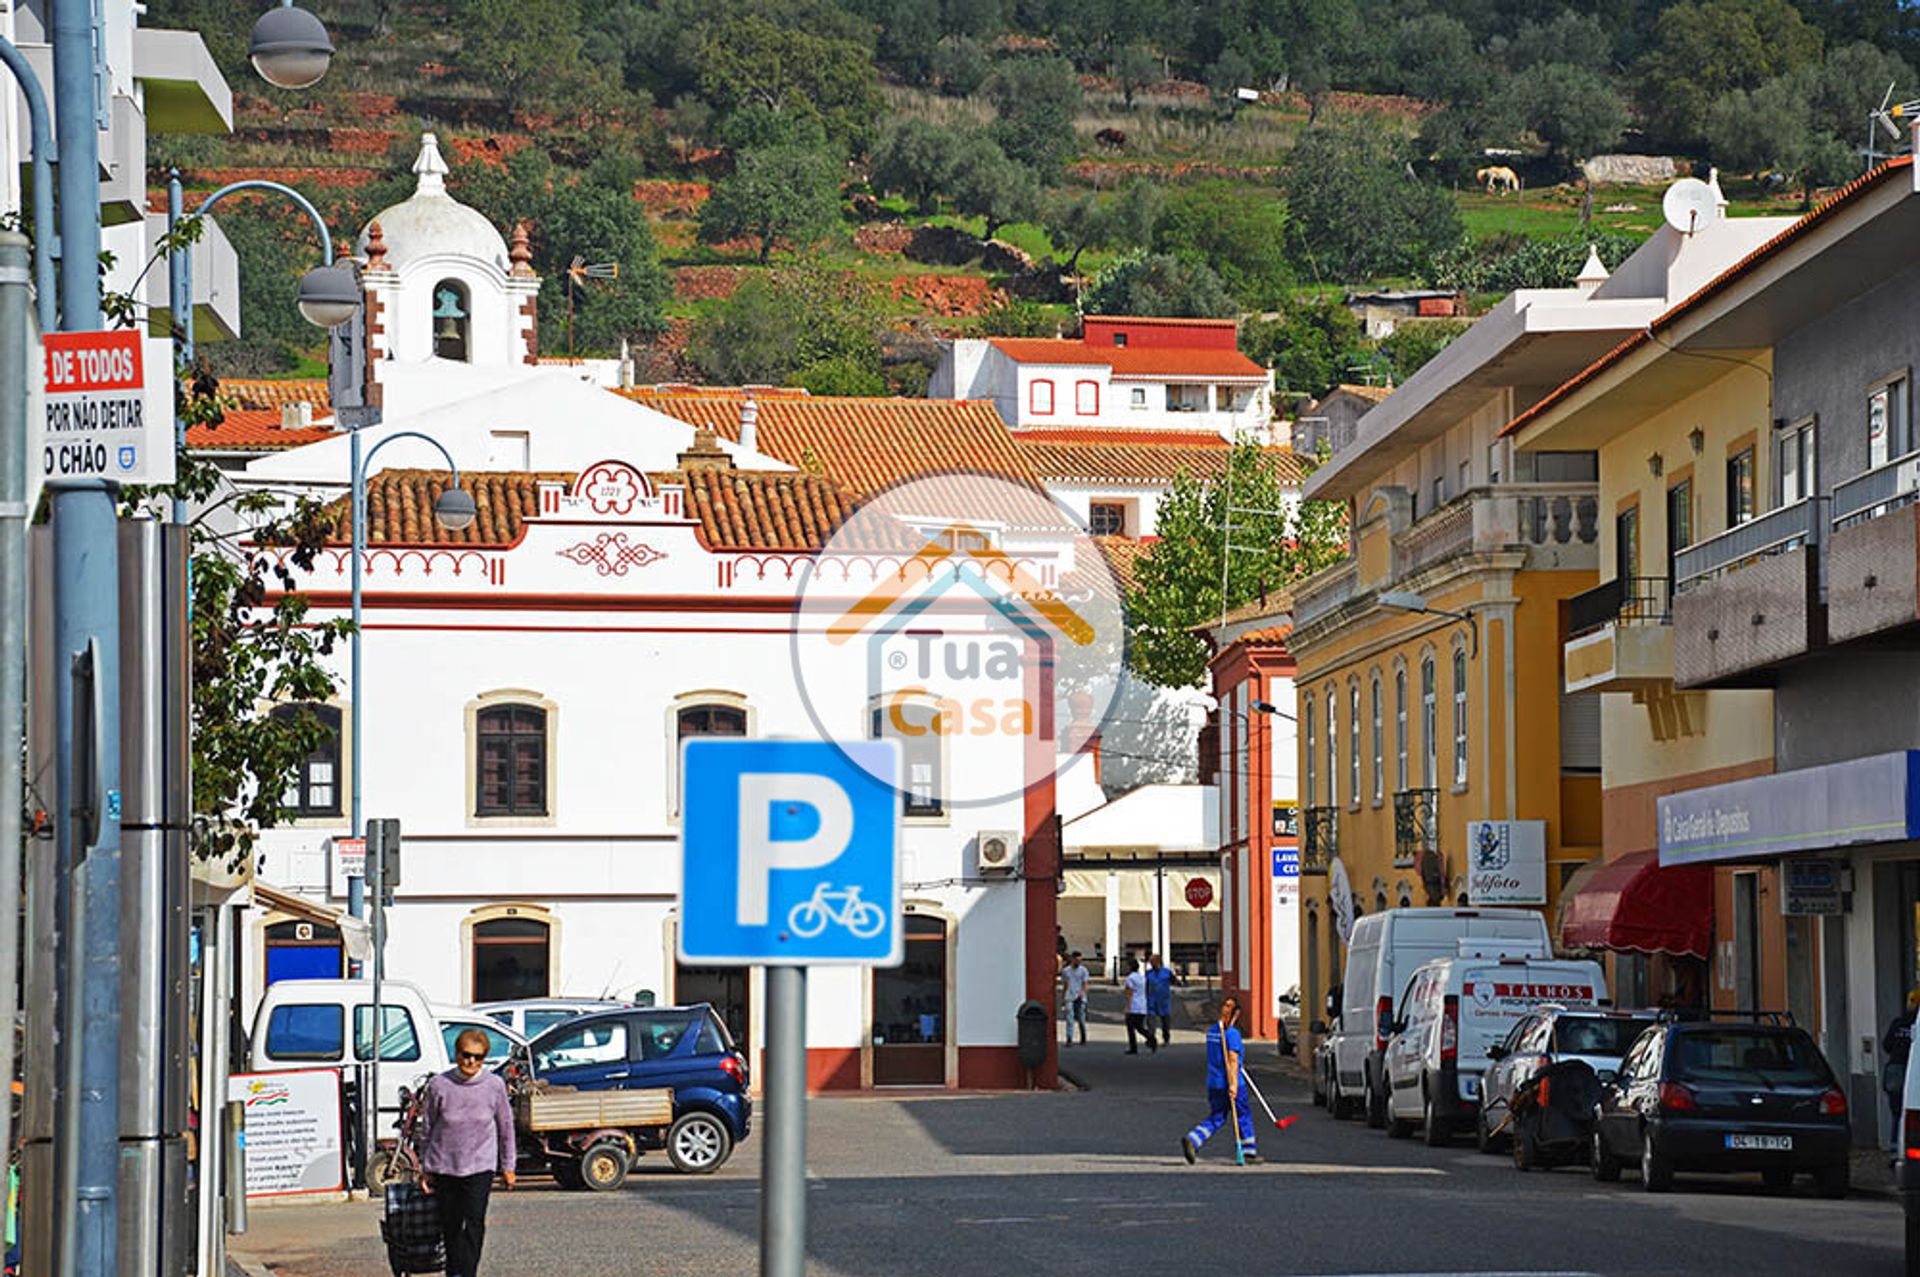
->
[1243, 1070, 1301, 1133]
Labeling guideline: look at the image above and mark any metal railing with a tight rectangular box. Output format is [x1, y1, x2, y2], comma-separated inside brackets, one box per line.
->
[1832, 449, 1920, 529]
[1393, 788, 1438, 868]
[1567, 576, 1671, 637]
[1302, 806, 1337, 874]
[1674, 496, 1827, 590]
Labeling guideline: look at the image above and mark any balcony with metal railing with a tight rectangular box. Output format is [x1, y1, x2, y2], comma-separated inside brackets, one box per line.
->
[1392, 788, 1438, 869]
[1302, 806, 1337, 875]
[1671, 497, 1826, 688]
[1829, 451, 1920, 644]
[1564, 576, 1674, 693]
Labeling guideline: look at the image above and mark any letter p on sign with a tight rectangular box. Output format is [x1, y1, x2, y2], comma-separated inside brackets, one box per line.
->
[679, 739, 902, 966]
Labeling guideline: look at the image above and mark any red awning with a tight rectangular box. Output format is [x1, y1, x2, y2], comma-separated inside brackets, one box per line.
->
[1560, 850, 1712, 959]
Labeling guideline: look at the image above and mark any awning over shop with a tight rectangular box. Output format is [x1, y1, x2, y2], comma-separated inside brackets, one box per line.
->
[252, 880, 373, 961]
[1559, 850, 1711, 959]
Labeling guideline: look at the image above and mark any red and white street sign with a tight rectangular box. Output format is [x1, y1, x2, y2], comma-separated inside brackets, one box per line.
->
[1185, 877, 1214, 909]
[329, 837, 367, 899]
[38, 330, 173, 485]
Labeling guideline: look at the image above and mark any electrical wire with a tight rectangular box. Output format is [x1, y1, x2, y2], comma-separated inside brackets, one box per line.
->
[1642, 326, 1774, 384]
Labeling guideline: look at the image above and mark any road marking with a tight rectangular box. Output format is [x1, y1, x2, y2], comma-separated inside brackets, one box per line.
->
[1284, 1272, 1599, 1277]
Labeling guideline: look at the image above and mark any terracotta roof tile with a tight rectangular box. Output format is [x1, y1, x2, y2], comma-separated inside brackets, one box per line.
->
[621, 392, 1044, 495]
[186, 409, 336, 452]
[1332, 383, 1393, 403]
[323, 466, 863, 552]
[218, 378, 332, 412]
[1236, 624, 1294, 646]
[987, 337, 1269, 379]
[1091, 535, 1149, 592]
[1015, 436, 1307, 485]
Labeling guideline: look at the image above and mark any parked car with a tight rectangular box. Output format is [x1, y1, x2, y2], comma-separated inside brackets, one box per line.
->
[433, 1006, 527, 1067]
[1313, 1013, 1353, 1115]
[1477, 1007, 1658, 1153]
[1383, 953, 1607, 1146]
[1336, 908, 1553, 1129]
[1590, 1015, 1850, 1196]
[250, 978, 446, 1126]
[476, 997, 627, 1040]
[512, 1003, 751, 1174]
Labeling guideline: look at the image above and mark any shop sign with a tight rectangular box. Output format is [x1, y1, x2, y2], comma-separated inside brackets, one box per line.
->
[1272, 846, 1299, 879]
[1465, 820, 1547, 904]
[229, 1069, 344, 1197]
[1658, 750, 1920, 867]
[1781, 857, 1846, 916]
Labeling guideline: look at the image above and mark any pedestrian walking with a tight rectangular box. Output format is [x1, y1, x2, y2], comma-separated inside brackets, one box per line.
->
[419, 1028, 516, 1277]
[1124, 958, 1157, 1054]
[1060, 950, 1091, 1046]
[1146, 953, 1176, 1045]
[1182, 996, 1258, 1165]
[1883, 990, 1919, 1128]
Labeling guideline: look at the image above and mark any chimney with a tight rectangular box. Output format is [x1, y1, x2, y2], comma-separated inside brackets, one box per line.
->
[1576, 242, 1609, 295]
[618, 338, 634, 389]
[280, 401, 313, 429]
[740, 392, 759, 454]
[677, 426, 732, 471]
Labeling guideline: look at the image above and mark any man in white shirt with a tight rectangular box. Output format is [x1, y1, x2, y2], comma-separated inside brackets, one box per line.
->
[1124, 958, 1157, 1055]
[1059, 951, 1091, 1046]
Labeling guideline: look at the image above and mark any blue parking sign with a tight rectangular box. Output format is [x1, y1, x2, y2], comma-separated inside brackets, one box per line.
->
[679, 739, 902, 966]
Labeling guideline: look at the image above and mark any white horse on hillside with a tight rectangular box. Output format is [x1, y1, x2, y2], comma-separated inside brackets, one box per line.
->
[1476, 165, 1520, 194]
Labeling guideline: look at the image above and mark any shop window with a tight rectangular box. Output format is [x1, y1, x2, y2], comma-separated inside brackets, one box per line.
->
[472, 916, 551, 1002]
[272, 703, 342, 817]
[1089, 502, 1127, 537]
[476, 702, 548, 817]
[432, 279, 471, 362]
[1029, 379, 1055, 415]
[1075, 380, 1099, 416]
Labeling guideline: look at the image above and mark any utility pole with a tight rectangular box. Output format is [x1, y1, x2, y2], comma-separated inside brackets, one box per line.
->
[51, 10, 123, 1277]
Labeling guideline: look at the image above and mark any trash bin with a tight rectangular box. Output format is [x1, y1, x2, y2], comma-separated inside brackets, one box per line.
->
[1016, 1000, 1050, 1071]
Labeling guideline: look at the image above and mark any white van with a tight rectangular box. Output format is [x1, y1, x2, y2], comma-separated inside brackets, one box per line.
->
[248, 979, 447, 1142]
[1382, 953, 1607, 1145]
[1334, 908, 1551, 1127]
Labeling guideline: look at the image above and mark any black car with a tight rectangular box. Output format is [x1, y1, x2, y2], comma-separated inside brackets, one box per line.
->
[1590, 1015, 1849, 1196]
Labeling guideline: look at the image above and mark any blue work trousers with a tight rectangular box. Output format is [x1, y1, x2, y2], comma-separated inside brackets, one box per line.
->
[1186, 1087, 1256, 1157]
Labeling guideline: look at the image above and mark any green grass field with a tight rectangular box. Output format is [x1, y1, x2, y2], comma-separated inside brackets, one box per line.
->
[1453, 181, 1800, 244]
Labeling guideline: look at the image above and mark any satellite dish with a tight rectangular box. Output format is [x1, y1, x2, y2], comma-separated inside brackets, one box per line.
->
[1663, 178, 1717, 236]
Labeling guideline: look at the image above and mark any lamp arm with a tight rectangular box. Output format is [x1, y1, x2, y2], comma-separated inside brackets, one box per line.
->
[187, 179, 334, 264]
[359, 430, 462, 488]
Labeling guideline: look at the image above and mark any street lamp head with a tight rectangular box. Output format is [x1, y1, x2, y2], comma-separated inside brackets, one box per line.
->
[249, 4, 334, 90]
[295, 263, 360, 328]
[1249, 699, 1278, 715]
[433, 487, 477, 532]
[1378, 590, 1429, 613]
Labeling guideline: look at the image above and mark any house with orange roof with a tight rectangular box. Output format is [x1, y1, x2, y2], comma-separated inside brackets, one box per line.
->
[931, 316, 1278, 440]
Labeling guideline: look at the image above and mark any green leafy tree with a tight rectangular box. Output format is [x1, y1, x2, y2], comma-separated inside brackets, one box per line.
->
[697, 13, 884, 151]
[1377, 319, 1470, 384]
[930, 35, 993, 96]
[1085, 253, 1236, 317]
[455, 0, 599, 112]
[1126, 441, 1347, 687]
[1239, 297, 1369, 399]
[1281, 121, 1463, 281]
[1042, 181, 1164, 275]
[949, 133, 1041, 240]
[870, 119, 965, 213]
[1153, 182, 1292, 308]
[1115, 43, 1161, 107]
[687, 269, 887, 392]
[667, 94, 714, 166]
[984, 55, 1084, 180]
[1501, 63, 1626, 170]
[1501, 11, 1613, 73]
[698, 143, 845, 262]
[976, 296, 1063, 336]
[1385, 13, 1491, 104]
[1708, 41, 1914, 204]
[1633, 0, 1824, 147]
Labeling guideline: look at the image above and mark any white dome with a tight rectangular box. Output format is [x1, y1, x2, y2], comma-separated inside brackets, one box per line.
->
[357, 133, 510, 272]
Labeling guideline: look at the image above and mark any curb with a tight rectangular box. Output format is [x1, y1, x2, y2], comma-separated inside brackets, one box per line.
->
[1056, 1066, 1089, 1092]
[227, 1252, 277, 1277]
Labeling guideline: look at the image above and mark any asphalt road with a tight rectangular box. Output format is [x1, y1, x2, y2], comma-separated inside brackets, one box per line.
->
[238, 1021, 1904, 1277]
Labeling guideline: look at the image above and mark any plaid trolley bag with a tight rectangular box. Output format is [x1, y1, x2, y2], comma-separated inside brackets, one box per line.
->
[381, 1180, 445, 1276]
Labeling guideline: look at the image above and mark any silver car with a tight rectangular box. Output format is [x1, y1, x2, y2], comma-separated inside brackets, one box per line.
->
[1476, 1007, 1657, 1153]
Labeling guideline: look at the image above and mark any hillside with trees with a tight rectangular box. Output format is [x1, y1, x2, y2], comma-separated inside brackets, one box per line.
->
[146, 0, 1918, 400]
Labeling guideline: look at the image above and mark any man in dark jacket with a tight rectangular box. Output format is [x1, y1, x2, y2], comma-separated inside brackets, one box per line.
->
[1884, 991, 1920, 1130]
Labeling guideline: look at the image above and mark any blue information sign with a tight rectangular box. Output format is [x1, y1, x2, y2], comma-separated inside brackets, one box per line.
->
[679, 739, 902, 966]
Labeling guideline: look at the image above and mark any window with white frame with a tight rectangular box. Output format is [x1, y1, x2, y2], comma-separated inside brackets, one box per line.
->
[1325, 686, 1338, 808]
[273, 703, 342, 817]
[1394, 668, 1408, 791]
[1370, 674, 1383, 803]
[1129, 387, 1147, 409]
[1303, 697, 1316, 808]
[1779, 416, 1817, 504]
[1347, 683, 1360, 805]
[1420, 657, 1438, 788]
[1451, 647, 1468, 788]
[1870, 373, 1912, 467]
[1075, 380, 1099, 415]
[1029, 378, 1055, 415]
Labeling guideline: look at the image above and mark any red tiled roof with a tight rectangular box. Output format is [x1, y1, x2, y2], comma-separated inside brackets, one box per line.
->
[621, 392, 1044, 495]
[988, 337, 1269, 379]
[1015, 436, 1307, 485]
[1236, 624, 1294, 646]
[324, 466, 862, 552]
[1330, 383, 1393, 403]
[1502, 157, 1914, 440]
[218, 378, 332, 412]
[186, 409, 336, 452]
[1091, 535, 1149, 592]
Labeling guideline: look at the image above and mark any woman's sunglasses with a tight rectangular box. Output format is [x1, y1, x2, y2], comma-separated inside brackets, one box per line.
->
[457, 1051, 487, 1062]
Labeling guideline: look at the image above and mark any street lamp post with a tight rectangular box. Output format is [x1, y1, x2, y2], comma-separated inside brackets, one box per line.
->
[349, 432, 474, 1156]
[1378, 590, 1480, 658]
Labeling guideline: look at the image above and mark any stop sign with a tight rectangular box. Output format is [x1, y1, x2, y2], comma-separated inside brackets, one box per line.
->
[1185, 877, 1214, 908]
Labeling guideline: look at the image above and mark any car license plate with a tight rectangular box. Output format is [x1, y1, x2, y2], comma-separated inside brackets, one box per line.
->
[1725, 1134, 1792, 1151]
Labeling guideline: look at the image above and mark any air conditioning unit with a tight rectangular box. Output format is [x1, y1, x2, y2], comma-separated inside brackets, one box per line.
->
[976, 830, 1022, 877]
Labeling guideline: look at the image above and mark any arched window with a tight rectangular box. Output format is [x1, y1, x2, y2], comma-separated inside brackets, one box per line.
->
[1369, 674, 1383, 803]
[1394, 669, 1408, 792]
[271, 703, 342, 817]
[432, 278, 471, 361]
[476, 702, 548, 816]
[1420, 657, 1438, 788]
[1347, 682, 1360, 805]
[1303, 697, 1316, 806]
[1375, 890, 1388, 915]
[1325, 686, 1337, 808]
[678, 703, 747, 738]
[472, 915, 551, 1002]
[1452, 647, 1469, 788]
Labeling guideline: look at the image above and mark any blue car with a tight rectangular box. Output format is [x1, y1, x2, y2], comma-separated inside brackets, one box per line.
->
[517, 1003, 750, 1174]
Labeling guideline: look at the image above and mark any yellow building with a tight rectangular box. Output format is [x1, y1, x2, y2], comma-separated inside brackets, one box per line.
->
[1289, 197, 1797, 1045]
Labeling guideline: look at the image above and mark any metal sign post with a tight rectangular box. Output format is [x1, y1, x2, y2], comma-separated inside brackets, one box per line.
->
[678, 739, 901, 1277]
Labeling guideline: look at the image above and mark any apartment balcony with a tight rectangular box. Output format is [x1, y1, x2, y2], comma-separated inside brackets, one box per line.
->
[1828, 452, 1920, 644]
[1394, 483, 1601, 579]
[1302, 806, 1337, 875]
[1564, 576, 1673, 693]
[1671, 497, 1826, 688]
[1294, 560, 1358, 630]
[1393, 788, 1438, 869]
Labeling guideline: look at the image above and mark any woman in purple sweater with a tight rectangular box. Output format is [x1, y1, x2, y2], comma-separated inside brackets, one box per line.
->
[419, 1028, 516, 1277]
